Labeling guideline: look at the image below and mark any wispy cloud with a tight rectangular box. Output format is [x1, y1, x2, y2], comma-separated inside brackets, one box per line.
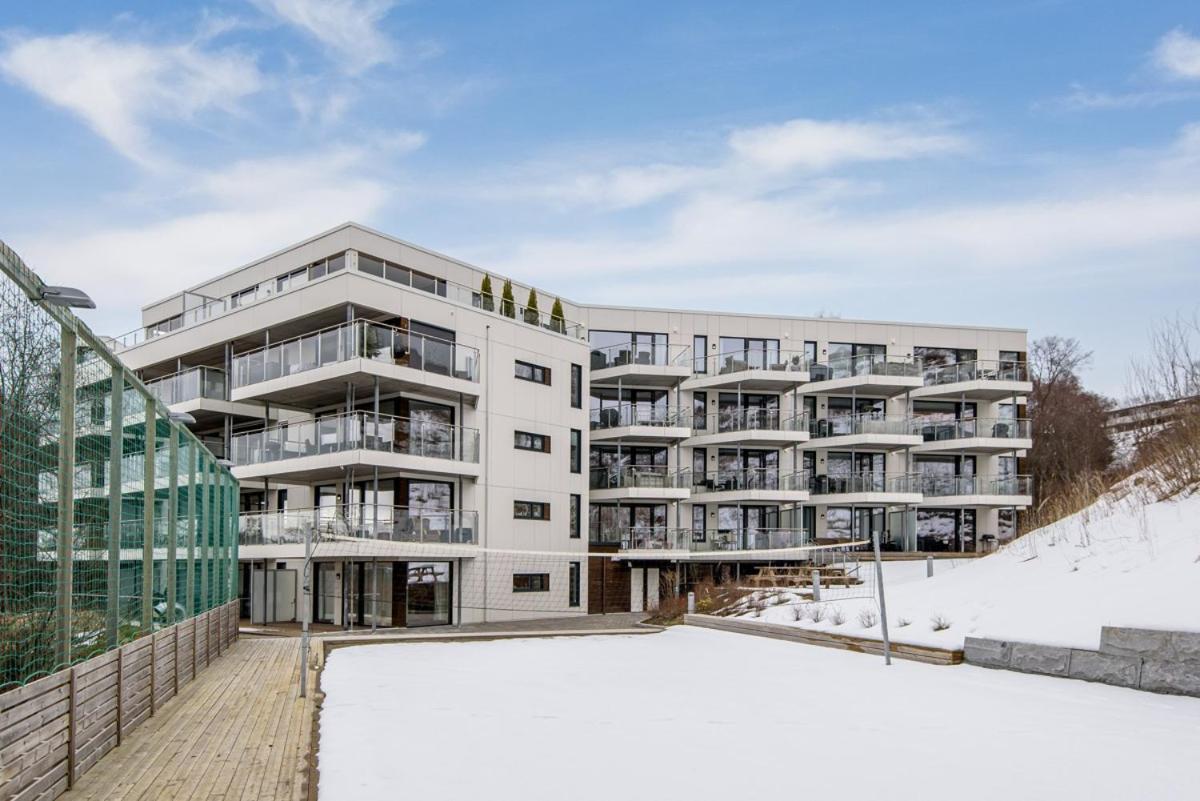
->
[727, 118, 967, 172]
[0, 31, 263, 169]
[1154, 28, 1200, 80]
[251, 0, 432, 74]
[1047, 84, 1200, 111]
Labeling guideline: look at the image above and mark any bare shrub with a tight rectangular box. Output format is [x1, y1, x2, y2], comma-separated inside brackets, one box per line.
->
[896, 617, 912, 628]
[830, 607, 846, 626]
[809, 604, 827, 623]
[930, 613, 952, 632]
[858, 608, 879, 628]
[791, 605, 803, 622]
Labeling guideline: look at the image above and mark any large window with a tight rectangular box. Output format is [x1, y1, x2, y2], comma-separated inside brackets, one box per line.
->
[692, 504, 706, 541]
[917, 509, 976, 552]
[515, 430, 551, 452]
[515, 360, 551, 385]
[589, 330, 668, 369]
[718, 337, 780, 371]
[513, 573, 550, 592]
[358, 252, 447, 297]
[692, 391, 708, 431]
[590, 387, 669, 428]
[827, 342, 886, 378]
[407, 562, 452, 627]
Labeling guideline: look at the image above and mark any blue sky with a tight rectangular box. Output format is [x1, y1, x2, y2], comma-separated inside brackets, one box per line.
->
[2, 1, 1199, 397]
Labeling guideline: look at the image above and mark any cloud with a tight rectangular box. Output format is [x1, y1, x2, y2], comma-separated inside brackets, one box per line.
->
[0, 32, 263, 168]
[1047, 84, 1200, 111]
[251, 0, 425, 74]
[17, 145, 394, 337]
[1154, 28, 1200, 80]
[727, 118, 967, 171]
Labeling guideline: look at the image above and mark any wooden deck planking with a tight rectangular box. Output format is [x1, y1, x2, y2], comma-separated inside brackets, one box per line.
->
[56, 638, 312, 801]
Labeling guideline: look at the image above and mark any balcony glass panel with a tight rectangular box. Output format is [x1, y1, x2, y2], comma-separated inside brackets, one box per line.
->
[691, 469, 806, 493]
[809, 413, 913, 438]
[704, 408, 807, 433]
[809, 473, 919, 494]
[145, 367, 228, 405]
[812, 352, 919, 382]
[588, 465, 689, 490]
[239, 505, 479, 545]
[230, 320, 479, 389]
[590, 403, 690, 429]
[231, 412, 480, 466]
[913, 417, 1031, 442]
[921, 359, 1029, 386]
[917, 474, 1033, 496]
[704, 348, 808, 376]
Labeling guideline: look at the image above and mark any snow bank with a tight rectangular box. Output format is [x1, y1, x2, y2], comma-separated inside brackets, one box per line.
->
[318, 628, 1200, 801]
[750, 489, 1200, 649]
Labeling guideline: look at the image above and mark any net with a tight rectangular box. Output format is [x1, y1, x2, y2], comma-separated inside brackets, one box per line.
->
[0, 240, 240, 691]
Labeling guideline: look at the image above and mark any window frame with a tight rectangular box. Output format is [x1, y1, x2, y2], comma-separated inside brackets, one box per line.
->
[569, 493, 581, 538]
[570, 363, 583, 408]
[515, 359, 552, 385]
[513, 573, 550, 592]
[514, 500, 550, 520]
[514, 430, 551, 453]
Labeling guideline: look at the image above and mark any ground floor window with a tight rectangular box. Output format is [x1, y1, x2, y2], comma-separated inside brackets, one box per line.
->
[569, 562, 581, 607]
[407, 562, 452, 627]
[513, 573, 550, 592]
[917, 509, 976, 552]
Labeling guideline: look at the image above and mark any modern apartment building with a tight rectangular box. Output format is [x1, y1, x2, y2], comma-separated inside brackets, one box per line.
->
[110, 223, 1032, 626]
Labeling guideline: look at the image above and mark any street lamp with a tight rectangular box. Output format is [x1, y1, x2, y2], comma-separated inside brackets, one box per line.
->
[38, 286, 96, 309]
[168, 411, 196, 425]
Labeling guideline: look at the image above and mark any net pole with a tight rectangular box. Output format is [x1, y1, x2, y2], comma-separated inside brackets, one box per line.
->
[872, 528, 892, 666]
[299, 512, 311, 698]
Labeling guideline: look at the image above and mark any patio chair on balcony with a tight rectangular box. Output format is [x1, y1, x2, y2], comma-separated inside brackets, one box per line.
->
[992, 421, 1013, 438]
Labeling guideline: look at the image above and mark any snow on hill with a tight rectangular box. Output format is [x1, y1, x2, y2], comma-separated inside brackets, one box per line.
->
[749, 485, 1200, 650]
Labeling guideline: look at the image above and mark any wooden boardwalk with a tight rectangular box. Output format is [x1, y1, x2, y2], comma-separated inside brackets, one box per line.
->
[58, 638, 312, 801]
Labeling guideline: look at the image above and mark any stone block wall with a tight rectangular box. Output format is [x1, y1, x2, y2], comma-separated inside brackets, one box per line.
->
[963, 627, 1200, 697]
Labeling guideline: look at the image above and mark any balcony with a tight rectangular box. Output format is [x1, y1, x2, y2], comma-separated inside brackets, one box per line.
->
[916, 474, 1034, 507]
[230, 319, 480, 407]
[806, 413, 922, 450]
[588, 465, 691, 501]
[807, 472, 923, 505]
[690, 468, 809, 503]
[911, 360, 1032, 400]
[230, 412, 481, 482]
[590, 403, 692, 442]
[687, 408, 810, 448]
[911, 417, 1032, 454]
[805, 353, 923, 396]
[143, 367, 267, 426]
[589, 342, 692, 386]
[589, 526, 810, 558]
[684, 348, 809, 391]
[238, 505, 479, 557]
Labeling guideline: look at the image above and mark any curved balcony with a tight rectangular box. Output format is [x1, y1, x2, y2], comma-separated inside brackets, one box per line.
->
[229, 319, 480, 407]
[911, 360, 1032, 401]
[588, 465, 691, 501]
[916, 474, 1033, 507]
[144, 366, 269, 425]
[911, 417, 1032, 454]
[806, 413, 922, 450]
[805, 353, 923, 396]
[684, 348, 809, 391]
[590, 403, 692, 442]
[688, 408, 810, 448]
[589, 342, 692, 386]
[230, 412, 481, 482]
[807, 472, 923, 505]
[690, 468, 809, 504]
[238, 504, 479, 558]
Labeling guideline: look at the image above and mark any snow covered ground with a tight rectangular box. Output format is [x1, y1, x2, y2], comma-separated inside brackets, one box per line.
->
[748, 490, 1200, 650]
[318, 627, 1200, 801]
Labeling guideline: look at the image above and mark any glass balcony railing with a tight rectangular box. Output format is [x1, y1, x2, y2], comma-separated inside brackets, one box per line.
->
[692, 469, 808, 493]
[145, 367, 228, 405]
[691, 528, 809, 552]
[590, 403, 691, 430]
[809, 413, 915, 438]
[697, 348, 810, 377]
[238, 505, 479, 546]
[589, 342, 691, 371]
[231, 412, 481, 467]
[922, 359, 1029, 386]
[809, 353, 920, 382]
[917, 474, 1033, 497]
[588, 465, 691, 491]
[913, 417, 1031, 442]
[695, 408, 808, 434]
[809, 472, 920, 494]
[589, 526, 809, 551]
[231, 319, 479, 389]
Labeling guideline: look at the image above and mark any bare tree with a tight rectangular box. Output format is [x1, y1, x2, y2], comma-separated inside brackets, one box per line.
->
[1026, 335, 1114, 502]
[1126, 308, 1200, 404]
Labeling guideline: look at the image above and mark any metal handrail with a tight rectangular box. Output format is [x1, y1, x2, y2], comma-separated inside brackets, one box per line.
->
[809, 413, 914, 438]
[238, 505, 479, 545]
[230, 318, 479, 388]
[922, 359, 1028, 386]
[808, 472, 921, 494]
[231, 411, 481, 466]
[589, 341, 692, 370]
[691, 468, 808, 493]
[588, 465, 691, 490]
[916, 474, 1033, 497]
[697, 348, 810, 376]
[145, 366, 228, 405]
[912, 417, 1031, 441]
[697, 408, 808, 433]
[809, 352, 920, 381]
[590, 403, 691, 430]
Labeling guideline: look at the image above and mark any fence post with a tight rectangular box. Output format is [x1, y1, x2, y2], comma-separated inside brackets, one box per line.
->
[107, 366, 124, 648]
[167, 432, 178, 625]
[173, 623, 180, 697]
[116, 646, 124, 745]
[812, 569, 821, 602]
[150, 632, 157, 717]
[56, 324, 77, 667]
[926, 555, 934, 578]
[67, 666, 77, 788]
[142, 394, 156, 632]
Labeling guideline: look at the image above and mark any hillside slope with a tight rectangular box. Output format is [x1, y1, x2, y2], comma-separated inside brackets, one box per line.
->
[751, 485, 1200, 650]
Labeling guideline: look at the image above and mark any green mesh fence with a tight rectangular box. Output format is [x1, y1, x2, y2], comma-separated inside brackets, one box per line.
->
[0, 240, 239, 691]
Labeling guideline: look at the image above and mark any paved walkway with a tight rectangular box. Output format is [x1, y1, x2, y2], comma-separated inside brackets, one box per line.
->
[60, 638, 312, 801]
[244, 612, 655, 639]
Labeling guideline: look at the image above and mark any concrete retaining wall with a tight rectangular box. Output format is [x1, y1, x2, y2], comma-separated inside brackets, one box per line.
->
[963, 626, 1200, 697]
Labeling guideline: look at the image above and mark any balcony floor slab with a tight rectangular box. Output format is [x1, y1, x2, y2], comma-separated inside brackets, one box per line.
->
[688, 489, 809, 504]
[803, 374, 923, 397]
[685, 429, 811, 448]
[911, 437, 1032, 454]
[918, 494, 1033, 508]
[805, 433, 923, 451]
[589, 487, 691, 502]
[230, 357, 479, 407]
[591, 363, 692, 387]
[808, 491, 923, 506]
[909, 380, 1032, 401]
[590, 425, 692, 443]
[232, 448, 481, 483]
[682, 369, 809, 392]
